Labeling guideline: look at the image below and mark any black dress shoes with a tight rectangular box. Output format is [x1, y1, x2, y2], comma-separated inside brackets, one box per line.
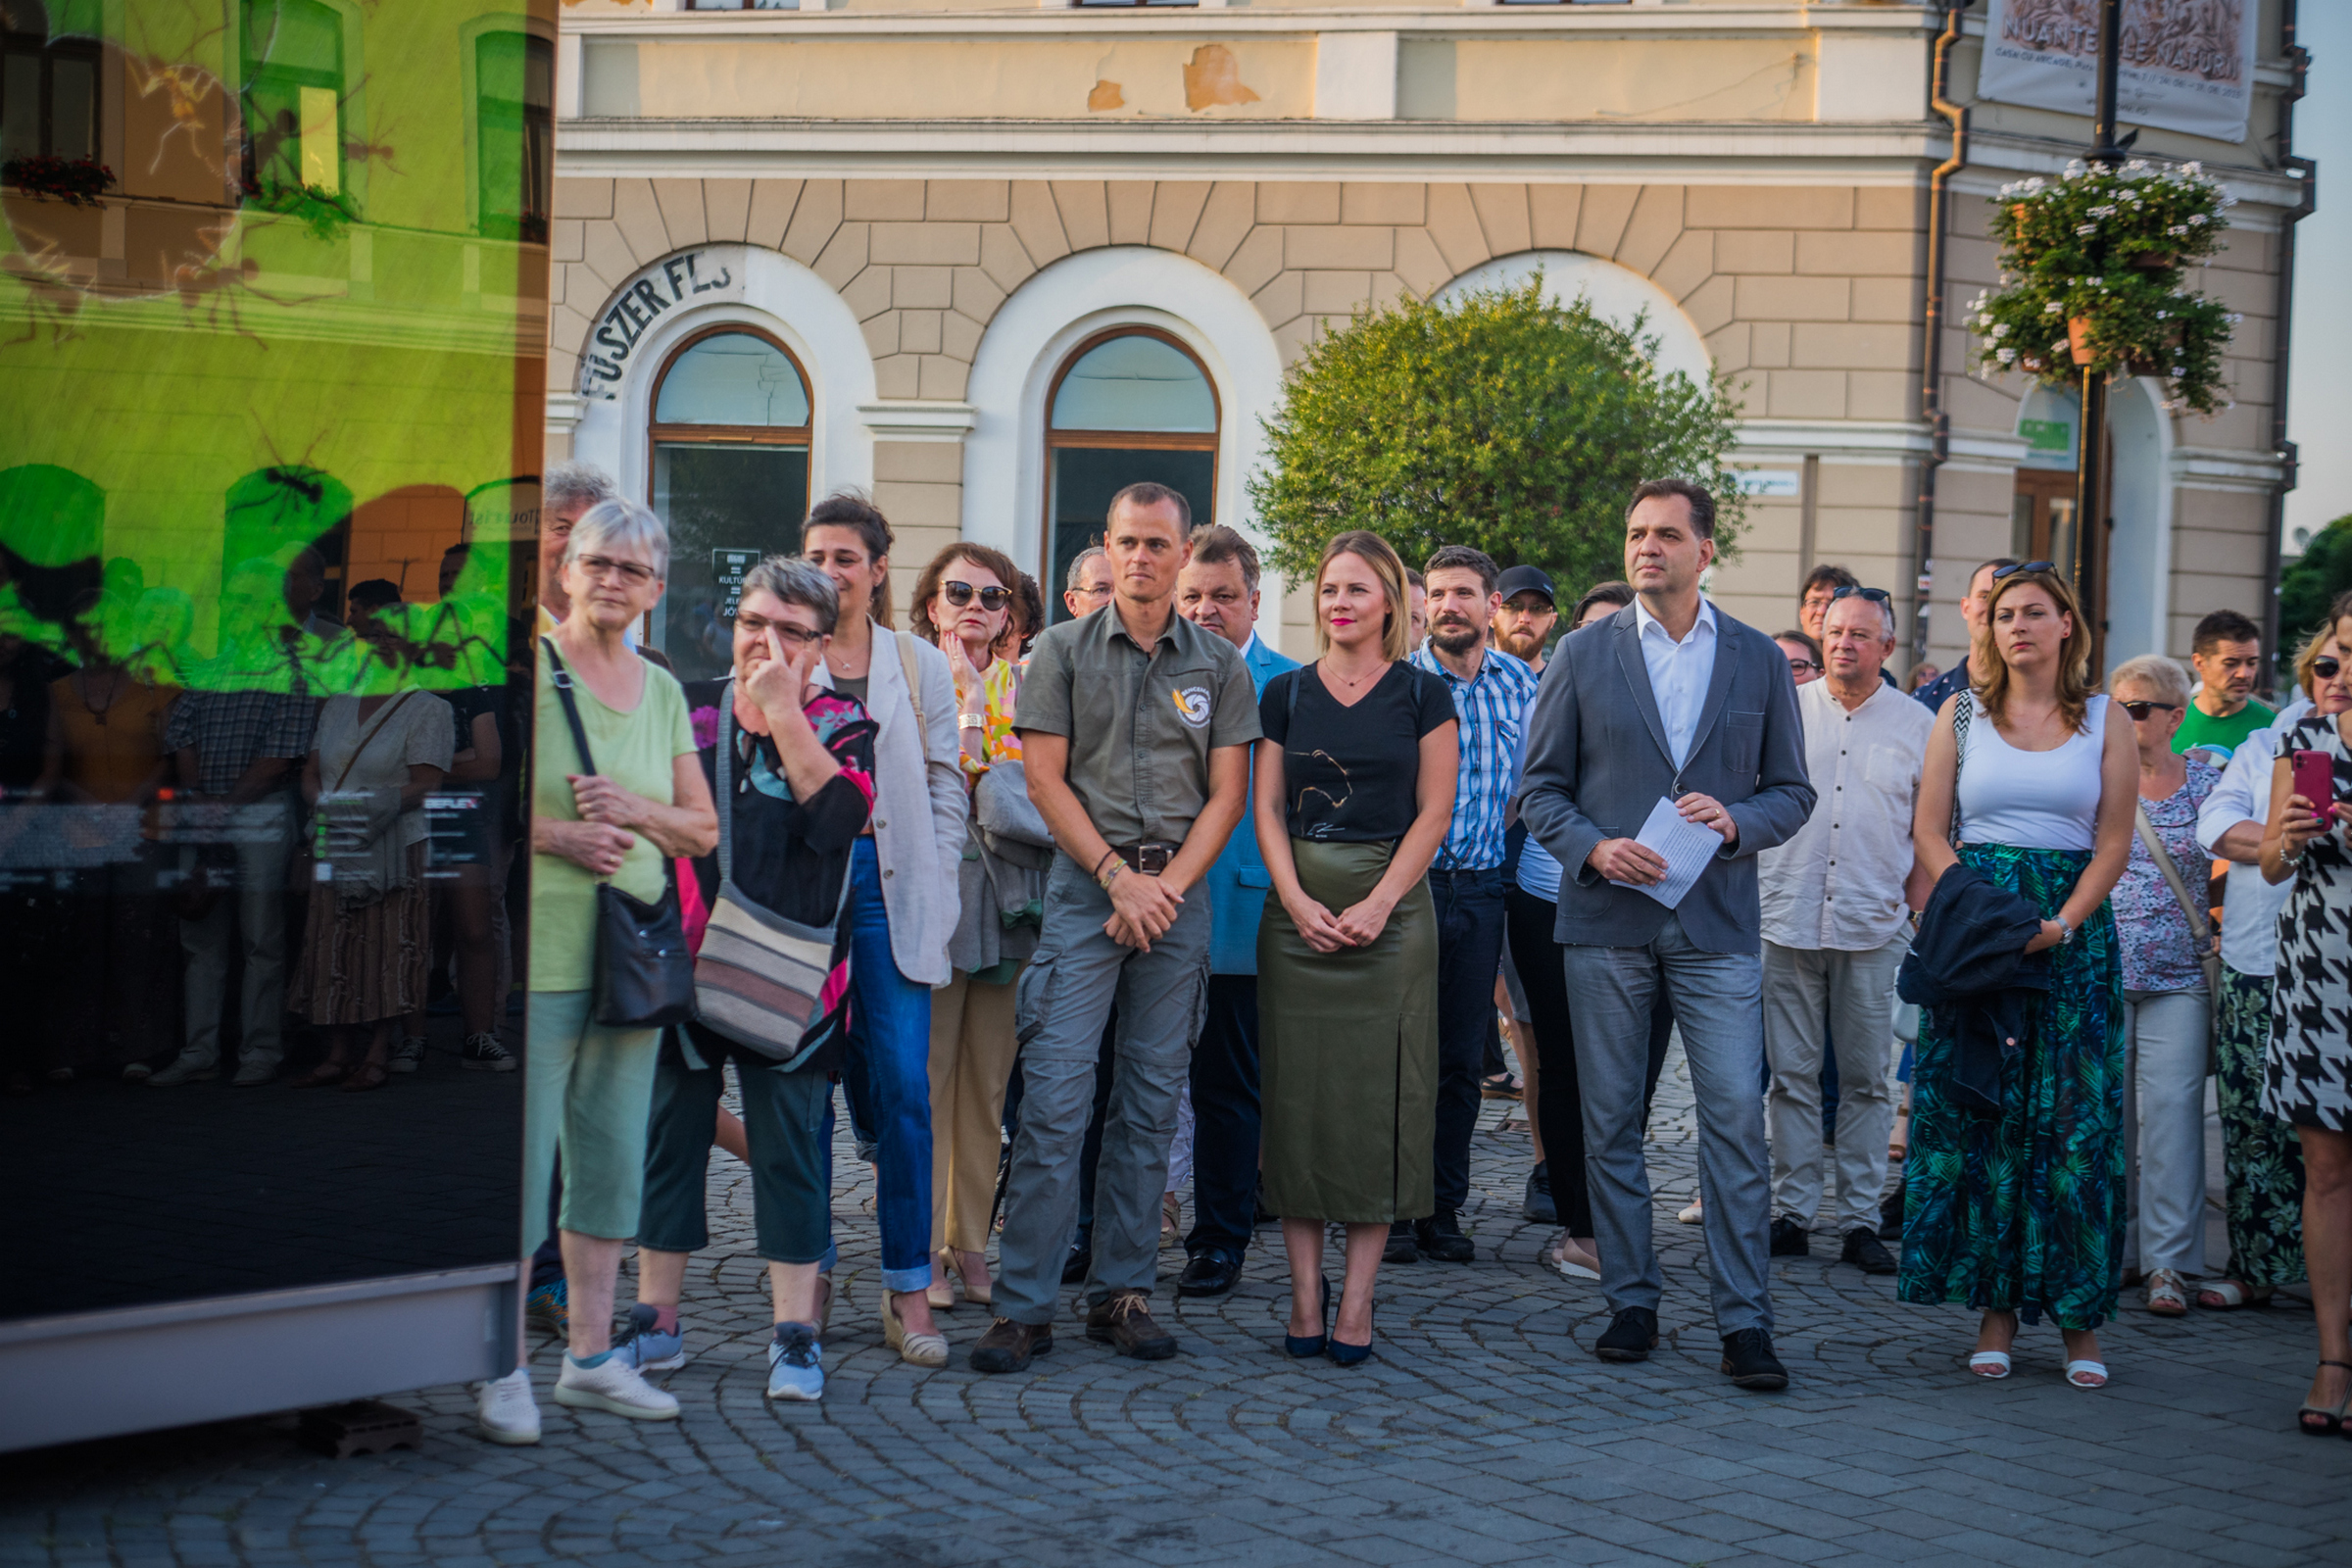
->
[1383, 1220, 1418, 1264]
[1840, 1226, 1898, 1275]
[1414, 1209, 1475, 1263]
[1720, 1327, 1788, 1391]
[1769, 1216, 1810, 1256]
[1594, 1306, 1659, 1362]
[1522, 1162, 1557, 1225]
[1176, 1251, 1242, 1298]
[1878, 1177, 1906, 1242]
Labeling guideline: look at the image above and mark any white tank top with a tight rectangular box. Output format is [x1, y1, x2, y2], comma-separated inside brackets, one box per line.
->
[1954, 694, 2108, 852]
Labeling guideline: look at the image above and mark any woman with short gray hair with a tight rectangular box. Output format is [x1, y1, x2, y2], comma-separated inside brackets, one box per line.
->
[480, 498, 718, 1445]
[623, 551, 880, 1402]
[2106, 653, 2221, 1320]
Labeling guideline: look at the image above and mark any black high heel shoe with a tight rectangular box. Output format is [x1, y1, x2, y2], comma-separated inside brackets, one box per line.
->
[1284, 1276, 1331, 1358]
[1327, 1297, 1374, 1366]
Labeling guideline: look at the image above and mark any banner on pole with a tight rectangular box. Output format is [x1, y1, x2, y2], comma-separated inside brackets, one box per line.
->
[1977, 0, 2260, 145]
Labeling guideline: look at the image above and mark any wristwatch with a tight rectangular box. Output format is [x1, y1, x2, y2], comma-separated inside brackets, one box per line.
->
[2056, 917, 2076, 946]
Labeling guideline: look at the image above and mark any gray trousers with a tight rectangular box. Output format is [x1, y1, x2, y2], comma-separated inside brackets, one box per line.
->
[177, 821, 291, 1069]
[1763, 933, 1907, 1233]
[1563, 912, 1772, 1336]
[995, 854, 1211, 1326]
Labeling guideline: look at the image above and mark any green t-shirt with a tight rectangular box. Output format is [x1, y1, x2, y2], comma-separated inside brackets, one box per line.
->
[530, 650, 695, 993]
[2174, 695, 2275, 758]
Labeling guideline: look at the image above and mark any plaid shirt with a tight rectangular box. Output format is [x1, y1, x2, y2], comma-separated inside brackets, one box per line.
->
[1409, 644, 1540, 870]
[165, 687, 318, 795]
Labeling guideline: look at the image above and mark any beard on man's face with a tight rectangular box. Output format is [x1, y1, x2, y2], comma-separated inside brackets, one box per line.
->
[1430, 616, 1483, 655]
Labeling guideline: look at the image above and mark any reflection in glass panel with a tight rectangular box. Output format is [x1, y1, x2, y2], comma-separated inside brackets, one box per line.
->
[1051, 334, 1215, 433]
[476, 29, 553, 242]
[650, 444, 811, 682]
[654, 333, 810, 427]
[2, 0, 545, 1321]
[1048, 447, 1213, 622]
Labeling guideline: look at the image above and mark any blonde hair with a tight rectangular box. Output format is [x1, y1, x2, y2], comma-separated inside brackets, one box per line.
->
[2294, 621, 2338, 699]
[1976, 564, 2093, 732]
[2107, 653, 2190, 708]
[1312, 530, 1411, 663]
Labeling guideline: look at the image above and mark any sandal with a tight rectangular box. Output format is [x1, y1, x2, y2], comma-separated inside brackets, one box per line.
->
[1480, 1072, 1523, 1102]
[2298, 1360, 2352, 1436]
[1548, 1239, 1600, 1283]
[2143, 1268, 2189, 1317]
[339, 1061, 389, 1093]
[1968, 1351, 2012, 1380]
[2197, 1278, 2272, 1310]
[927, 1248, 956, 1313]
[291, 1061, 347, 1087]
[2065, 1359, 2108, 1390]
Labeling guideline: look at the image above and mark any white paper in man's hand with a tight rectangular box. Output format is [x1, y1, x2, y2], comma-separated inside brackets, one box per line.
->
[1605, 796, 1723, 909]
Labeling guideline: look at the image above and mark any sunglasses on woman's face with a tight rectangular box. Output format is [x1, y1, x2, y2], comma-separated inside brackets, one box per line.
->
[942, 580, 1011, 612]
[2120, 700, 2180, 720]
[2314, 656, 2342, 681]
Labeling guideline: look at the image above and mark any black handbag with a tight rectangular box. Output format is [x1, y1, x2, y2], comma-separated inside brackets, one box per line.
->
[542, 637, 698, 1029]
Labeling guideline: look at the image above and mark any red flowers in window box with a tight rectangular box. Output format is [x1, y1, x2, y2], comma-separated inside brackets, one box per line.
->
[1, 155, 118, 207]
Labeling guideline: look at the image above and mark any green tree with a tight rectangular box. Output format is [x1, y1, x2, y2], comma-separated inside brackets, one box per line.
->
[1248, 277, 1746, 592]
[2278, 512, 2352, 663]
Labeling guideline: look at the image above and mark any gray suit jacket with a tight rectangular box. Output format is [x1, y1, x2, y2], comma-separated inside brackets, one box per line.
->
[1516, 602, 1815, 955]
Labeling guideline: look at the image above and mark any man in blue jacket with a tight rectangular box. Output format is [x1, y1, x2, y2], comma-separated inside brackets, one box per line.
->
[1171, 525, 1298, 1298]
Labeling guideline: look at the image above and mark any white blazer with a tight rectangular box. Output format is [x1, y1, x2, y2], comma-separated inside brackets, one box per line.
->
[853, 620, 966, 988]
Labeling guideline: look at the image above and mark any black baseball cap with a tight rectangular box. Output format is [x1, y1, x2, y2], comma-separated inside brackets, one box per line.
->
[1494, 565, 1556, 607]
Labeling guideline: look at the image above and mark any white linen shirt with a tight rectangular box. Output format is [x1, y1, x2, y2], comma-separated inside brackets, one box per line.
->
[2197, 696, 2313, 978]
[1758, 677, 1935, 951]
[1633, 594, 1719, 769]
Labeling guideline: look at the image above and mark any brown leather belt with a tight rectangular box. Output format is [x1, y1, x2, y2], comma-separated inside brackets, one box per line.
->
[1113, 841, 1180, 876]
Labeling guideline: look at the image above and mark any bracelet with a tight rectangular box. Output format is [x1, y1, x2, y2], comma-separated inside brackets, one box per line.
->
[1098, 860, 1126, 891]
[958, 712, 986, 728]
[1093, 848, 1123, 884]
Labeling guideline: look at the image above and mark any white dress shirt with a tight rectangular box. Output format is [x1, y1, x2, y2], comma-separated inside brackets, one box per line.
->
[1633, 595, 1719, 769]
[1758, 677, 1935, 952]
[2197, 695, 2313, 978]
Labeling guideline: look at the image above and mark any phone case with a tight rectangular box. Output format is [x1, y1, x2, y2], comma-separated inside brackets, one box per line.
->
[2292, 749, 2336, 815]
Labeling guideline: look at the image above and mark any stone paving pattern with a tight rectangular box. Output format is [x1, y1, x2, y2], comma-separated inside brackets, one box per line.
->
[7, 1046, 2351, 1567]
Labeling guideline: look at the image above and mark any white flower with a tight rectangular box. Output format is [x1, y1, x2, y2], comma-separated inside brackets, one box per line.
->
[2169, 224, 2188, 236]
[2156, 310, 2168, 318]
[2188, 214, 2208, 225]
[2043, 301, 2063, 315]
[1992, 323, 2010, 338]
[1997, 347, 2017, 365]
[2077, 222, 2100, 236]
[2230, 312, 2243, 323]
[2051, 339, 2071, 353]
[2182, 161, 2203, 176]
[1979, 313, 1995, 327]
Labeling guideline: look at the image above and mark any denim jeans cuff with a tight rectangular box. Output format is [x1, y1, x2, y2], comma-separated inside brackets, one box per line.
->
[879, 1263, 931, 1294]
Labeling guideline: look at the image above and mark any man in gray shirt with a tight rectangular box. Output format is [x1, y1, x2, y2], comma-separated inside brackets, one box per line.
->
[971, 482, 1260, 1374]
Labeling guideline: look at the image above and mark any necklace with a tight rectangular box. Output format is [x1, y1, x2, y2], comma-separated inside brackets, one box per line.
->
[78, 666, 122, 726]
[1322, 657, 1386, 691]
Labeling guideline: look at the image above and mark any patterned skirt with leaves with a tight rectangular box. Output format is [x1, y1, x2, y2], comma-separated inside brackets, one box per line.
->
[2217, 964, 2306, 1287]
[1897, 844, 2126, 1331]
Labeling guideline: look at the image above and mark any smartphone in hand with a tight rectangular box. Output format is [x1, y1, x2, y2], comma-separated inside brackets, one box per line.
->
[2291, 749, 2337, 822]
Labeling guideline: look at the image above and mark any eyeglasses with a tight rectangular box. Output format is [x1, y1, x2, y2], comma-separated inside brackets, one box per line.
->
[737, 614, 822, 648]
[1992, 561, 2057, 581]
[574, 554, 657, 587]
[1830, 586, 1891, 605]
[943, 580, 1012, 612]
[2120, 700, 2180, 720]
[1787, 658, 1823, 675]
[1073, 582, 1113, 602]
[2313, 656, 2342, 681]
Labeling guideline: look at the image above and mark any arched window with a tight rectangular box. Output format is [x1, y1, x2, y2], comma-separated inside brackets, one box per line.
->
[647, 326, 811, 680]
[1045, 328, 1217, 620]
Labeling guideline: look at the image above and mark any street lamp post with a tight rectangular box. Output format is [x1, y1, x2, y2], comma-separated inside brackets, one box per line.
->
[2074, 0, 2126, 634]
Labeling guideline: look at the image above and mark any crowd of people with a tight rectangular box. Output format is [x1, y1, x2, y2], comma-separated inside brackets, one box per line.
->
[469, 464, 2352, 1452]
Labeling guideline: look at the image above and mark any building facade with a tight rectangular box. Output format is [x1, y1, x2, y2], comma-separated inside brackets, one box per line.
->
[546, 0, 2303, 673]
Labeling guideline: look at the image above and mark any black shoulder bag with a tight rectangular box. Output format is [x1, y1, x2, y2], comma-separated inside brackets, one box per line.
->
[542, 637, 698, 1028]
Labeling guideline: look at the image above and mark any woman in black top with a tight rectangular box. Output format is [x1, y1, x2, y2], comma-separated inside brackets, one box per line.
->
[623, 558, 878, 1405]
[1254, 530, 1457, 1364]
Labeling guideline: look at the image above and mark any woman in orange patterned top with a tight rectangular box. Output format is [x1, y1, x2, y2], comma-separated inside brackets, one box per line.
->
[909, 541, 1029, 1309]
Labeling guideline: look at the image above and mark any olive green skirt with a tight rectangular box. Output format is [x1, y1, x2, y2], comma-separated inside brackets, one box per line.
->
[1257, 839, 1438, 1225]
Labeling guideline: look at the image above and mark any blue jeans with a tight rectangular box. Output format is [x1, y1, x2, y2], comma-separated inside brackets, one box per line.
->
[843, 839, 935, 1295]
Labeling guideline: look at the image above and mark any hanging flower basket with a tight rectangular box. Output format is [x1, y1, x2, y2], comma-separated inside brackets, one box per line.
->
[2, 154, 117, 207]
[1969, 159, 2237, 416]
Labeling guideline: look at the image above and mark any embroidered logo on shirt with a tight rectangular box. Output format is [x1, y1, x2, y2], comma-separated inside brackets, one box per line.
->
[1172, 686, 1213, 728]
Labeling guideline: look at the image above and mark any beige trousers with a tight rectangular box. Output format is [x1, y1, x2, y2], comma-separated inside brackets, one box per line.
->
[928, 965, 1022, 1254]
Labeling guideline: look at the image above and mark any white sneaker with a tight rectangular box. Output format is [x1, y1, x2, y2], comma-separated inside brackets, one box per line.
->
[474, 1368, 541, 1445]
[230, 1057, 278, 1086]
[554, 1353, 680, 1420]
[147, 1054, 220, 1087]
[388, 1037, 426, 1075]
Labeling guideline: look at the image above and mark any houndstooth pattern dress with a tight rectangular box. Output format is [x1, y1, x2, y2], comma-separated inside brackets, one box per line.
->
[2263, 714, 2352, 1132]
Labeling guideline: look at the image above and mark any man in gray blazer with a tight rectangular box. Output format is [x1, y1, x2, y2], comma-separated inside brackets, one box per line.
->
[1517, 479, 1816, 1391]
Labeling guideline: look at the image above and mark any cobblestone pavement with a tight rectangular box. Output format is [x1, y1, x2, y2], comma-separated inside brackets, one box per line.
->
[9, 1046, 2351, 1568]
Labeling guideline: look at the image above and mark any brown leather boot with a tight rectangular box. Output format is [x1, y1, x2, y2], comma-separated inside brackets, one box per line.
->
[968, 1317, 1053, 1374]
[1086, 1290, 1179, 1360]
